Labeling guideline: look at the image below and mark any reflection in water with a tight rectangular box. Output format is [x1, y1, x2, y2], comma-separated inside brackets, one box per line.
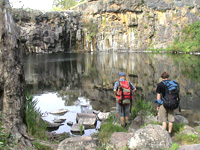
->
[24, 52, 200, 131]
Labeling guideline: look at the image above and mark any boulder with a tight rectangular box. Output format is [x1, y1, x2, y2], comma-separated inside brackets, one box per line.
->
[57, 136, 97, 150]
[127, 124, 172, 150]
[179, 125, 199, 136]
[178, 144, 200, 150]
[97, 112, 110, 120]
[107, 132, 133, 150]
[174, 115, 189, 124]
[78, 118, 97, 129]
[76, 113, 97, 128]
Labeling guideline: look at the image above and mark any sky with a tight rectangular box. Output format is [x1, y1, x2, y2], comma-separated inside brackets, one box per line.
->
[9, 0, 54, 11]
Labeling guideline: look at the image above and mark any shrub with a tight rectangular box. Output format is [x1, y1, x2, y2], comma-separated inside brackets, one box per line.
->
[25, 94, 47, 140]
[130, 98, 156, 119]
[176, 134, 200, 145]
[0, 113, 15, 149]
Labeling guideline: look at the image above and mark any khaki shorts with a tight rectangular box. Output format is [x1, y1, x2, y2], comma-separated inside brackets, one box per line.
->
[116, 103, 130, 117]
[159, 105, 175, 122]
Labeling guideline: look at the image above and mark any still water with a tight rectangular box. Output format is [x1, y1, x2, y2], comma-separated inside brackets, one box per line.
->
[24, 52, 200, 134]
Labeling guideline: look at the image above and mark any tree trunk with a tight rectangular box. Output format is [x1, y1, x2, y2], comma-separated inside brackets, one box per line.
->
[0, 0, 34, 149]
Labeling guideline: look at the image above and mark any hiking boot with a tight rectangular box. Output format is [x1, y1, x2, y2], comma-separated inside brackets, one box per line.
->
[169, 132, 172, 137]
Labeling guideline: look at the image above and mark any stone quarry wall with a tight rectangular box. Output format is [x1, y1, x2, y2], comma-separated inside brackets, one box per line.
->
[12, 0, 200, 53]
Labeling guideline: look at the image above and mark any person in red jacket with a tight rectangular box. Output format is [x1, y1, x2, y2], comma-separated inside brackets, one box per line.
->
[113, 72, 136, 127]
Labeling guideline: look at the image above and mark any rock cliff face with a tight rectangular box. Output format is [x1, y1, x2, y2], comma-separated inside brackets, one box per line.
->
[12, 9, 82, 53]
[12, 0, 200, 53]
[74, 0, 200, 51]
[0, 0, 33, 149]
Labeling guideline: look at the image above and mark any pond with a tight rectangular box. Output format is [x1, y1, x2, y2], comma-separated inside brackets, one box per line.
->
[24, 52, 200, 135]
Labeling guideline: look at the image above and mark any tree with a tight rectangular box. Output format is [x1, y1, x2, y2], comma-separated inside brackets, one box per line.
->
[53, 0, 78, 10]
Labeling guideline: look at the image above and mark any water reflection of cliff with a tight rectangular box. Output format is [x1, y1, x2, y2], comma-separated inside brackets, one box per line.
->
[24, 52, 200, 111]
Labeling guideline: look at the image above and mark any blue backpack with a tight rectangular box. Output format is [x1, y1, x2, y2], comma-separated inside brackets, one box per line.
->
[162, 80, 180, 110]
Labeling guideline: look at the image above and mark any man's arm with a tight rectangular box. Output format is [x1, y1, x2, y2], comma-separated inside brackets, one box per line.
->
[157, 93, 161, 100]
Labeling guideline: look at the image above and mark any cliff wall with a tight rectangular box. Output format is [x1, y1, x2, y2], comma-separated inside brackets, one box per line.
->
[12, 0, 200, 53]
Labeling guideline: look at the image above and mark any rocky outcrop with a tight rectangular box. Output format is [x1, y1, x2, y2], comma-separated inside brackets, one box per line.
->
[12, 9, 82, 53]
[0, 0, 33, 149]
[12, 0, 200, 53]
[74, 0, 200, 51]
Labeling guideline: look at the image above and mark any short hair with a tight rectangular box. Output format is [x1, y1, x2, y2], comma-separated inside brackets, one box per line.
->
[160, 71, 169, 79]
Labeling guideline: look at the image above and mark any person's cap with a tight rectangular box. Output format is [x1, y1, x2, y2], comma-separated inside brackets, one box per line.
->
[119, 72, 126, 76]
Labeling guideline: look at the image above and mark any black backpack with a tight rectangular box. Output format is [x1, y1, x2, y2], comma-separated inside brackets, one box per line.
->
[162, 80, 180, 110]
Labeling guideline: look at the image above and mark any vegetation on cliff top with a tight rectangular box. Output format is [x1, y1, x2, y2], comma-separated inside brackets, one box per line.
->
[53, 0, 85, 10]
[169, 20, 200, 53]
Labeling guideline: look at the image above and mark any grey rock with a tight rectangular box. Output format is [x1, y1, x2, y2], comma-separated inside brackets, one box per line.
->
[174, 115, 189, 124]
[178, 144, 200, 150]
[97, 112, 110, 120]
[107, 132, 133, 150]
[57, 136, 97, 150]
[50, 109, 68, 115]
[67, 121, 73, 126]
[70, 124, 85, 134]
[127, 124, 172, 150]
[179, 125, 200, 136]
[53, 118, 66, 123]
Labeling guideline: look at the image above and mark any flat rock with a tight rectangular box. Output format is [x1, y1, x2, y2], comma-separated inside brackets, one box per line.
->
[70, 124, 85, 134]
[50, 109, 68, 115]
[53, 118, 66, 123]
[78, 117, 97, 129]
[57, 136, 97, 150]
[76, 113, 96, 120]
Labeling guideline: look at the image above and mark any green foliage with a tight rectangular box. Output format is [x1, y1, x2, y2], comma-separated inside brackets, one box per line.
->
[98, 114, 127, 145]
[130, 98, 156, 119]
[33, 142, 53, 150]
[79, 124, 84, 135]
[176, 134, 200, 145]
[53, 0, 78, 10]
[25, 94, 47, 140]
[0, 113, 15, 149]
[169, 20, 200, 52]
[172, 123, 185, 134]
[144, 25, 148, 29]
[169, 143, 179, 150]
[84, 19, 98, 41]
